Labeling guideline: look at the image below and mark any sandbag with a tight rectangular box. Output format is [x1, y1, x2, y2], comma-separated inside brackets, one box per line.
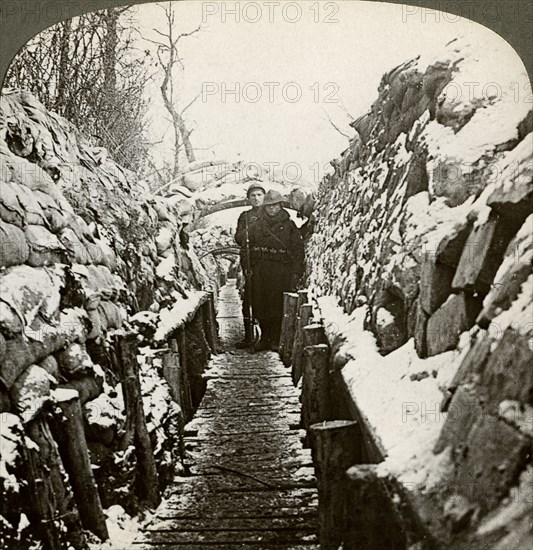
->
[85, 241, 106, 265]
[0, 301, 24, 336]
[0, 220, 29, 267]
[97, 301, 123, 331]
[182, 170, 214, 191]
[60, 227, 90, 264]
[156, 226, 173, 254]
[25, 224, 66, 266]
[38, 355, 60, 381]
[60, 374, 103, 406]
[166, 183, 193, 198]
[9, 364, 51, 422]
[0, 180, 25, 227]
[13, 182, 46, 225]
[93, 238, 117, 271]
[0, 264, 62, 327]
[56, 342, 95, 380]
[34, 190, 68, 233]
[87, 308, 103, 340]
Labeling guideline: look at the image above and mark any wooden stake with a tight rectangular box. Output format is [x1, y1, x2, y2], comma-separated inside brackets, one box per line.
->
[301, 344, 330, 435]
[310, 420, 363, 550]
[25, 418, 89, 550]
[202, 292, 219, 353]
[177, 327, 194, 421]
[291, 304, 313, 385]
[50, 391, 109, 541]
[281, 292, 299, 366]
[344, 465, 406, 550]
[115, 334, 161, 508]
[162, 346, 181, 406]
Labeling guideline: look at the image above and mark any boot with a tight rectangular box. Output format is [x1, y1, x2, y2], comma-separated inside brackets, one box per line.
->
[254, 337, 271, 351]
[236, 317, 252, 348]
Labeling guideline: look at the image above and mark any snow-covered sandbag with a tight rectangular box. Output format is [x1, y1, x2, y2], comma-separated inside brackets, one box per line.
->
[93, 237, 117, 271]
[55, 342, 95, 380]
[166, 195, 194, 221]
[0, 265, 63, 328]
[9, 364, 51, 422]
[0, 220, 29, 268]
[83, 391, 125, 446]
[152, 198, 173, 223]
[24, 224, 66, 266]
[166, 182, 194, 198]
[156, 227, 173, 255]
[182, 170, 214, 191]
[84, 264, 116, 297]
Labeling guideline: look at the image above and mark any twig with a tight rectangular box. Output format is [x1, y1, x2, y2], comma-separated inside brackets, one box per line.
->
[212, 464, 278, 488]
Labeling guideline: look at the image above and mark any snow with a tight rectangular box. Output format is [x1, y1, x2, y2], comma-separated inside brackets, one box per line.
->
[0, 413, 23, 490]
[88, 505, 155, 550]
[154, 289, 208, 341]
[156, 253, 176, 279]
[315, 296, 464, 491]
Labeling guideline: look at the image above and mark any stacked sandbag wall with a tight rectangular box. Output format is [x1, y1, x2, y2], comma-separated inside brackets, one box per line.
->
[0, 91, 214, 548]
[306, 35, 532, 546]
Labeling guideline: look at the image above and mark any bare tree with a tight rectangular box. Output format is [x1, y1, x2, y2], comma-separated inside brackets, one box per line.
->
[145, 2, 201, 176]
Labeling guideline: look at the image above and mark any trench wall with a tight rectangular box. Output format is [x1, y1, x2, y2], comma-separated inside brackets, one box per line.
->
[305, 34, 532, 548]
[0, 91, 217, 548]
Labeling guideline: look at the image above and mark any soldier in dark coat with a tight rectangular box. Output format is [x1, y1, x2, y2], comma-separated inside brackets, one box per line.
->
[234, 182, 266, 347]
[248, 190, 305, 351]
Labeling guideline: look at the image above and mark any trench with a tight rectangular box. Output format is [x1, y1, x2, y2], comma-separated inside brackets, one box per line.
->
[133, 280, 320, 549]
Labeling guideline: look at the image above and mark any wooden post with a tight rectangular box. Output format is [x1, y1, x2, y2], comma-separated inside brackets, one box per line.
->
[162, 340, 181, 406]
[344, 465, 406, 550]
[115, 334, 161, 508]
[202, 292, 219, 354]
[310, 420, 363, 550]
[301, 344, 331, 437]
[281, 292, 299, 366]
[25, 418, 89, 550]
[177, 327, 193, 421]
[291, 303, 313, 385]
[302, 323, 328, 348]
[50, 390, 109, 541]
[296, 290, 308, 309]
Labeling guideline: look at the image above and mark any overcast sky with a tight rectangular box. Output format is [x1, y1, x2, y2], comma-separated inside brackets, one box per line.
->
[136, 1, 504, 183]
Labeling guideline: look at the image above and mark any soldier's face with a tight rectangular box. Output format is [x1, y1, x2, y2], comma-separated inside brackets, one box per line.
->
[248, 190, 265, 207]
[265, 203, 282, 216]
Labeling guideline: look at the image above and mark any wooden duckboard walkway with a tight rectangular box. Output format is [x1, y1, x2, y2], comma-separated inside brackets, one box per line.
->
[133, 280, 319, 549]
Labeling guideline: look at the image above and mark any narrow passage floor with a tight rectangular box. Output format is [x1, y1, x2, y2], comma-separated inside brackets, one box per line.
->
[133, 279, 319, 549]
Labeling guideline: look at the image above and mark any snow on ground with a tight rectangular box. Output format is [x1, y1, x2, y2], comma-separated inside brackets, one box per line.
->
[316, 296, 471, 491]
[88, 504, 155, 550]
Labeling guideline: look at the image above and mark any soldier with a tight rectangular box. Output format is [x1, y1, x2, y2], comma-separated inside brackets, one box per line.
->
[234, 182, 266, 348]
[248, 190, 305, 351]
